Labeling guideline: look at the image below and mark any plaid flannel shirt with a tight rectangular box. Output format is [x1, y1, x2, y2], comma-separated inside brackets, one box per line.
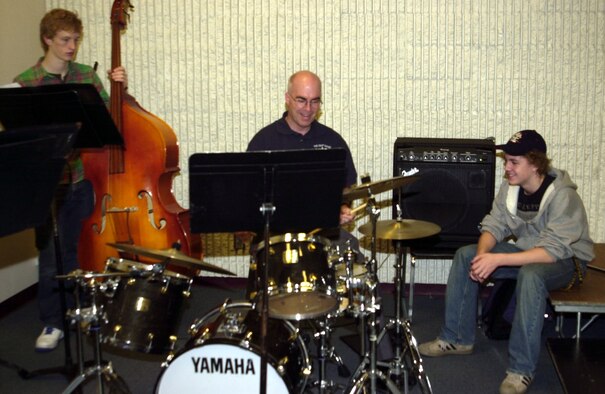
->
[14, 58, 110, 184]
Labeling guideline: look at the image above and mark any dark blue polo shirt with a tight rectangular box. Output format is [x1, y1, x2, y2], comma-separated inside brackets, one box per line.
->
[247, 112, 358, 188]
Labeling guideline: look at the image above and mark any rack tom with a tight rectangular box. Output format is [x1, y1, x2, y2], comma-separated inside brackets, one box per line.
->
[248, 233, 337, 320]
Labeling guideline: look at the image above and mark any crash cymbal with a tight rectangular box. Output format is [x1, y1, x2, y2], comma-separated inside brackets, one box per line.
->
[343, 175, 419, 201]
[107, 243, 235, 276]
[358, 219, 441, 240]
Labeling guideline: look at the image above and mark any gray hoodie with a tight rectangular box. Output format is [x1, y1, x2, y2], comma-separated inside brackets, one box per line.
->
[480, 168, 594, 262]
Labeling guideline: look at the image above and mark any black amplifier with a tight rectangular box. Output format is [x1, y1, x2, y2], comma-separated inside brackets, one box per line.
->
[393, 137, 496, 252]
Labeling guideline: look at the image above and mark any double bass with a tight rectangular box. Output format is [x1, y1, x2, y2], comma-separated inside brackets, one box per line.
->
[79, 0, 200, 272]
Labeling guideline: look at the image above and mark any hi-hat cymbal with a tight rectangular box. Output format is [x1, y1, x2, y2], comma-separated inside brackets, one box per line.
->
[343, 175, 419, 201]
[358, 219, 441, 240]
[107, 243, 235, 276]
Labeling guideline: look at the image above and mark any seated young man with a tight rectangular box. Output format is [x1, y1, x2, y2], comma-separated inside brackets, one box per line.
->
[418, 130, 594, 394]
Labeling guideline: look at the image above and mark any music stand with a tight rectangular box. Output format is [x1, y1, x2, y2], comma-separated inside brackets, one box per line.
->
[0, 85, 123, 385]
[189, 148, 347, 394]
[0, 124, 75, 374]
[0, 83, 122, 148]
[0, 126, 73, 237]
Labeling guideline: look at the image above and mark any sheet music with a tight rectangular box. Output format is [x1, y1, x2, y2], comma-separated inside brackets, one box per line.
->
[0, 82, 21, 89]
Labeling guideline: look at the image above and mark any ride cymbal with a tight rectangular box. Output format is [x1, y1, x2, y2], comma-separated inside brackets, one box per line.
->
[358, 219, 441, 240]
[107, 243, 235, 276]
[343, 175, 419, 201]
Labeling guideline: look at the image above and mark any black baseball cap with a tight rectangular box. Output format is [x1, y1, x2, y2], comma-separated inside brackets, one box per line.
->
[496, 130, 547, 155]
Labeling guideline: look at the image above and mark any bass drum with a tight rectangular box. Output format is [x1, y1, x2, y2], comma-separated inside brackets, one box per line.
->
[155, 301, 311, 394]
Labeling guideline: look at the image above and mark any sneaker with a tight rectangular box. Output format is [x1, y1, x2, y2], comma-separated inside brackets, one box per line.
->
[35, 326, 64, 352]
[499, 372, 532, 394]
[417, 338, 473, 357]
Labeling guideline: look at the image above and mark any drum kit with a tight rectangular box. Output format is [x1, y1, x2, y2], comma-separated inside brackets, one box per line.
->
[55, 174, 440, 394]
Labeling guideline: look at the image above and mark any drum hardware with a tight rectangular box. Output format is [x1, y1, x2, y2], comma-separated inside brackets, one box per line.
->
[106, 242, 236, 276]
[329, 241, 377, 324]
[55, 270, 131, 394]
[345, 194, 436, 393]
[345, 196, 399, 393]
[308, 316, 350, 394]
[354, 204, 438, 393]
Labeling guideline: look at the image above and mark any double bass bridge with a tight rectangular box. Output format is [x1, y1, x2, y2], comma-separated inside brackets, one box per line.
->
[91, 193, 167, 235]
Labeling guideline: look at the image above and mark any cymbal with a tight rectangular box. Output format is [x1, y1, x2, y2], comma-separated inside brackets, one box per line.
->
[107, 243, 236, 276]
[343, 175, 419, 201]
[56, 269, 135, 280]
[358, 219, 441, 240]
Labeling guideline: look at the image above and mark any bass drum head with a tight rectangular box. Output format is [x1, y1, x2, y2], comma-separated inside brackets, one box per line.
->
[155, 343, 289, 393]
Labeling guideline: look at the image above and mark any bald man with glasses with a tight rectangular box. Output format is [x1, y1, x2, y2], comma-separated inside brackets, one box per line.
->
[248, 70, 358, 222]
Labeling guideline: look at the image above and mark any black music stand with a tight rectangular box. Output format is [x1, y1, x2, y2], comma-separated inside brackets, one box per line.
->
[0, 126, 73, 237]
[0, 124, 76, 374]
[0, 84, 122, 384]
[0, 83, 122, 148]
[189, 148, 346, 394]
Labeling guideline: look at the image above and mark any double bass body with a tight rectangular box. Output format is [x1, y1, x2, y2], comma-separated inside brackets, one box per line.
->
[80, 94, 198, 272]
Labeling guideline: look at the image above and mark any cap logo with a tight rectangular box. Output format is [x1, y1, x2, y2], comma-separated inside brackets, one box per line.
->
[509, 131, 523, 143]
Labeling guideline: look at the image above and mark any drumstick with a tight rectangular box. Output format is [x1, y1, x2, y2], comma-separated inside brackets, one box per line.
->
[351, 202, 368, 216]
[308, 202, 369, 237]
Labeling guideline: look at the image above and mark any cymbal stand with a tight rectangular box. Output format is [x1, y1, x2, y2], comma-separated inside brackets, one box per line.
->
[374, 237, 432, 393]
[61, 275, 129, 394]
[346, 198, 399, 393]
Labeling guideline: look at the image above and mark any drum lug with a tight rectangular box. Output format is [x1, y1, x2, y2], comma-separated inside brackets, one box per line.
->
[276, 357, 288, 376]
[240, 331, 254, 349]
[161, 352, 175, 368]
[182, 280, 192, 298]
[106, 324, 121, 343]
[145, 332, 155, 352]
[168, 335, 177, 351]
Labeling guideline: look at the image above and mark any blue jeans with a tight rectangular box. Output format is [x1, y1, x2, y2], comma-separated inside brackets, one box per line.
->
[439, 242, 583, 378]
[36, 180, 94, 329]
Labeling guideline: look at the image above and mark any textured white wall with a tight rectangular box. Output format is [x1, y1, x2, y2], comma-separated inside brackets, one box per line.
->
[48, 0, 605, 283]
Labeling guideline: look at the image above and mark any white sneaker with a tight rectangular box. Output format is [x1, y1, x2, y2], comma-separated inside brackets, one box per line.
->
[418, 338, 474, 357]
[499, 372, 532, 394]
[35, 326, 64, 352]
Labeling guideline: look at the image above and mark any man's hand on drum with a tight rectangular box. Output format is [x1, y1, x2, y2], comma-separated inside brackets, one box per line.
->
[340, 204, 356, 225]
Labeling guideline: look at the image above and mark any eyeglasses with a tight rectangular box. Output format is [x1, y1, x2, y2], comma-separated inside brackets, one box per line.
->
[288, 93, 322, 108]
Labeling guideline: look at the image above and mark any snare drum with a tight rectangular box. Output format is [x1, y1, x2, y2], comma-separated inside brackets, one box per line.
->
[155, 301, 311, 394]
[101, 258, 192, 354]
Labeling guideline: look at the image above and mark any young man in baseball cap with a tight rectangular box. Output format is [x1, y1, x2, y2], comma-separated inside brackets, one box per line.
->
[418, 130, 593, 394]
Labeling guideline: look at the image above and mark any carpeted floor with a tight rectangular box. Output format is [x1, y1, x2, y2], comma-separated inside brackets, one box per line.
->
[0, 276, 590, 393]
